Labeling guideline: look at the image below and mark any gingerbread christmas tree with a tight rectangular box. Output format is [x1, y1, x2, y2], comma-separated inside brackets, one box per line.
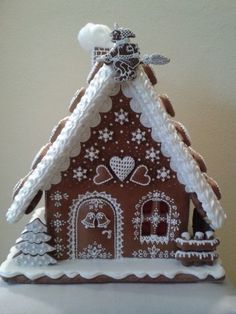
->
[14, 218, 56, 266]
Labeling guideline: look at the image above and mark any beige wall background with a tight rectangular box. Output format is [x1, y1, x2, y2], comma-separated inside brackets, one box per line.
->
[0, 0, 235, 284]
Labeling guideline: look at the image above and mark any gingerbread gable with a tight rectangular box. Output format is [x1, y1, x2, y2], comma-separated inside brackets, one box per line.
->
[6, 64, 225, 229]
[45, 86, 191, 260]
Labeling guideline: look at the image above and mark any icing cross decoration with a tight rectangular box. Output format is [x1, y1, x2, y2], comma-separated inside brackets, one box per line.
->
[98, 23, 170, 82]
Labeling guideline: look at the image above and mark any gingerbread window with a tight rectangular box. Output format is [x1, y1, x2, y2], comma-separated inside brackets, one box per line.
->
[141, 200, 169, 237]
[133, 190, 181, 246]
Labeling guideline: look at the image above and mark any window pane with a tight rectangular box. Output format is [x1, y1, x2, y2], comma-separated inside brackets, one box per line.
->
[143, 200, 153, 216]
[159, 201, 169, 214]
[142, 221, 151, 236]
[156, 221, 167, 236]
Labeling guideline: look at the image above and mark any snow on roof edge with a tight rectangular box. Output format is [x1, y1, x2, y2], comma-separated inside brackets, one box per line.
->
[6, 65, 226, 229]
[125, 68, 226, 229]
[6, 65, 114, 223]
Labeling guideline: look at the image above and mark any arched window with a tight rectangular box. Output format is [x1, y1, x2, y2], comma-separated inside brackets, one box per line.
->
[133, 191, 181, 246]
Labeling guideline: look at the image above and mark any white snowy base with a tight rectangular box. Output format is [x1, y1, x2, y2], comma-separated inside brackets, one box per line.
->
[0, 207, 225, 282]
[0, 246, 225, 282]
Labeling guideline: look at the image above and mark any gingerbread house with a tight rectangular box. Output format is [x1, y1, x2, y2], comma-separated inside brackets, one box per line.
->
[0, 23, 226, 283]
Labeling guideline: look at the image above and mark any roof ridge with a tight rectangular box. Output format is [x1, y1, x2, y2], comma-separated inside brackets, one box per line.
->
[6, 64, 226, 229]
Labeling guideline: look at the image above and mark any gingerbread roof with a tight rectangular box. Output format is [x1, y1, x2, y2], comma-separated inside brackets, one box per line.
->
[6, 64, 226, 229]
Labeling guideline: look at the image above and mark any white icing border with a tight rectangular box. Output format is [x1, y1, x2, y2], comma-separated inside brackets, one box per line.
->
[176, 250, 218, 261]
[93, 165, 113, 185]
[130, 165, 151, 186]
[176, 238, 219, 247]
[67, 192, 123, 259]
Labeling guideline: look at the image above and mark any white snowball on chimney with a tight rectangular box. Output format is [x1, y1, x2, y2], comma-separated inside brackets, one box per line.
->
[78, 23, 113, 52]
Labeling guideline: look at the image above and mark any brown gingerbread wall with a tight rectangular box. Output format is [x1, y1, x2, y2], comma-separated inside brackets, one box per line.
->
[45, 88, 190, 260]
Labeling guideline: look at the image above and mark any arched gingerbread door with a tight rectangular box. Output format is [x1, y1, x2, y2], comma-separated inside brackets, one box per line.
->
[68, 192, 123, 259]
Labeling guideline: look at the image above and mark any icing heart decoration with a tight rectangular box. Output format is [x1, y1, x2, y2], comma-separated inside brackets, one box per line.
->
[130, 165, 151, 186]
[93, 165, 113, 185]
[110, 156, 135, 181]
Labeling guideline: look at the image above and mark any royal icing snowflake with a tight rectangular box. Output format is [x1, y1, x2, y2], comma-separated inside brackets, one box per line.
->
[131, 128, 146, 144]
[53, 237, 66, 258]
[145, 147, 160, 162]
[114, 108, 129, 125]
[73, 166, 87, 182]
[50, 191, 69, 207]
[85, 146, 99, 162]
[98, 128, 114, 143]
[157, 167, 171, 182]
[50, 212, 66, 233]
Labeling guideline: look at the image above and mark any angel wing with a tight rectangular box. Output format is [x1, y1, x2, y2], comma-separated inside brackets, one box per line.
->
[142, 53, 170, 65]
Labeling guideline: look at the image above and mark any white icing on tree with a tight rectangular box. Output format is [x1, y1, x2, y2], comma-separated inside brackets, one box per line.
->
[14, 218, 57, 267]
[17, 231, 51, 244]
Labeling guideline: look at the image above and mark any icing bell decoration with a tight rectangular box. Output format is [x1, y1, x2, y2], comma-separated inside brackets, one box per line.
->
[98, 24, 170, 82]
[81, 212, 110, 229]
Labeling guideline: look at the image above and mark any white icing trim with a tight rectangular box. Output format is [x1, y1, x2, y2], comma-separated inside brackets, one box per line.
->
[122, 68, 226, 229]
[133, 190, 181, 245]
[93, 165, 113, 185]
[0, 246, 225, 280]
[175, 250, 218, 261]
[130, 165, 151, 186]
[176, 238, 219, 247]
[6, 65, 116, 223]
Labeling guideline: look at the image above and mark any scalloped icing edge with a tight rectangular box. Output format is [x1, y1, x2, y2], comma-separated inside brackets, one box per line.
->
[122, 69, 226, 229]
[0, 246, 225, 281]
[6, 65, 117, 223]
